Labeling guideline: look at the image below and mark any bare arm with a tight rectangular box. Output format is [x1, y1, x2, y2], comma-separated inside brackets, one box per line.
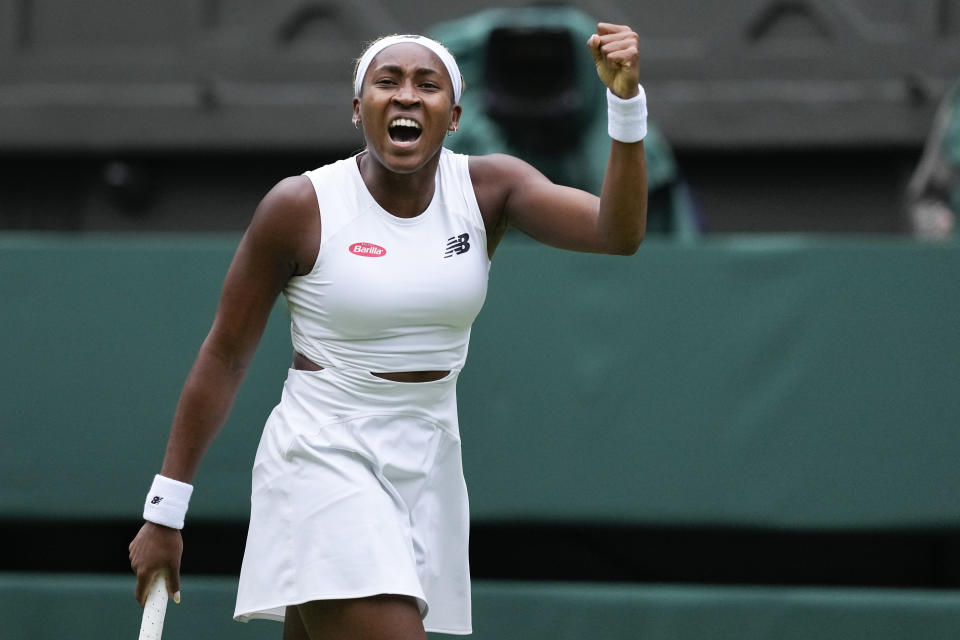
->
[129, 175, 320, 605]
[472, 23, 646, 255]
[162, 175, 318, 480]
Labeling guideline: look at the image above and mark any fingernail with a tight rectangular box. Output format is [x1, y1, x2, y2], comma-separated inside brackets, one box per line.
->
[174, 591, 181, 604]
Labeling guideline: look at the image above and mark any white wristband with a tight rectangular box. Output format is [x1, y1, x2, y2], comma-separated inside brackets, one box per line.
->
[607, 85, 648, 143]
[143, 474, 193, 530]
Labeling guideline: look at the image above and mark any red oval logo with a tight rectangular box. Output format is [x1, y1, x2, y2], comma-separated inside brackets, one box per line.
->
[348, 242, 387, 257]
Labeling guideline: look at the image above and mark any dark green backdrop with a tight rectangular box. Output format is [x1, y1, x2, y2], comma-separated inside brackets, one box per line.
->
[2, 234, 958, 528]
[2, 233, 958, 640]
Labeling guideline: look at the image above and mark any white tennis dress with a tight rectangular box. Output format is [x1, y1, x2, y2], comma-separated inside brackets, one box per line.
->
[234, 148, 490, 635]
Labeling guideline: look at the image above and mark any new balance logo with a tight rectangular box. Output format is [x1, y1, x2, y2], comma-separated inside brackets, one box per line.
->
[150, 496, 163, 505]
[444, 233, 470, 258]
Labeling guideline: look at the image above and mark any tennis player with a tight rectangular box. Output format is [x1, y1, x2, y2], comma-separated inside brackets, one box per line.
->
[129, 21, 647, 639]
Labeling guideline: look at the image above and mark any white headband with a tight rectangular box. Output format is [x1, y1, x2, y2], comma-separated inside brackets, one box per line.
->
[354, 34, 463, 104]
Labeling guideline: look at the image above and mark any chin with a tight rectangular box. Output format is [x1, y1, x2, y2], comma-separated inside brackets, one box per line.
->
[376, 142, 442, 174]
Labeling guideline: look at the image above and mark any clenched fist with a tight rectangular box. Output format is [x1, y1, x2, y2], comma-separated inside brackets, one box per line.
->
[587, 23, 640, 99]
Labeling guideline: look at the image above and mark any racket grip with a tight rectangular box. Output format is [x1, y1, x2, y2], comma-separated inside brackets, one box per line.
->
[138, 573, 169, 640]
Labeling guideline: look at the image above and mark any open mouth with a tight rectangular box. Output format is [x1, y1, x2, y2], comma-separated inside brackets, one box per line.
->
[388, 118, 422, 144]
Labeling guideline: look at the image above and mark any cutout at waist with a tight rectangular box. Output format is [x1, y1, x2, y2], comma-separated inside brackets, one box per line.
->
[292, 352, 451, 383]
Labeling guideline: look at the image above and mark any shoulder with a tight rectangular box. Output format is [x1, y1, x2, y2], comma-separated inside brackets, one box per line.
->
[258, 175, 318, 217]
[246, 175, 321, 275]
[468, 153, 550, 221]
[468, 153, 542, 183]
[249, 175, 319, 247]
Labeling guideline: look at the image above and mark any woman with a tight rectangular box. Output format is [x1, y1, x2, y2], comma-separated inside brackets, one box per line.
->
[129, 21, 647, 639]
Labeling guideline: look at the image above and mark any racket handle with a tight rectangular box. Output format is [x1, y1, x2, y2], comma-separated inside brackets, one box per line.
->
[138, 573, 169, 640]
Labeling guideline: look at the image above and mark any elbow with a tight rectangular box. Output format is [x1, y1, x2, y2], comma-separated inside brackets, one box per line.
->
[614, 240, 642, 256]
[601, 202, 646, 255]
[199, 335, 254, 376]
[608, 228, 644, 255]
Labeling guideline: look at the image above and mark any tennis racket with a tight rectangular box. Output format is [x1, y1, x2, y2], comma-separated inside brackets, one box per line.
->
[138, 572, 169, 640]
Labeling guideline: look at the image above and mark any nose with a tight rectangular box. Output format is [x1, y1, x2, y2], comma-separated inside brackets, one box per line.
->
[392, 79, 421, 106]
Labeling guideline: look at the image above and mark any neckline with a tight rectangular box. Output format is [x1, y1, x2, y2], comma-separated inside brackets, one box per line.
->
[351, 151, 442, 224]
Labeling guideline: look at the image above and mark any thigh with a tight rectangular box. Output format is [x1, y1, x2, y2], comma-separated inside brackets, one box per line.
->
[283, 606, 310, 640]
[288, 595, 427, 640]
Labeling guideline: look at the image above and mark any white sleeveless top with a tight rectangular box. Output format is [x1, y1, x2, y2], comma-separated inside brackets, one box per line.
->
[285, 148, 490, 372]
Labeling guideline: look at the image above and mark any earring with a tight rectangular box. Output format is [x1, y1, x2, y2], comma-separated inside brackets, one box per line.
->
[353, 119, 361, 130]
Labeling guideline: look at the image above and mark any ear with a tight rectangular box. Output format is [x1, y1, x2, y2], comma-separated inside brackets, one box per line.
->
[448, 104, 462, 132]
[352, 97, 361, 127]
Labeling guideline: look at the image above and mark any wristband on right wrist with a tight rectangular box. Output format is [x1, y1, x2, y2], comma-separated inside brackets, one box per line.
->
[607, 85, 648, 143]
[143, 474, 193, 530]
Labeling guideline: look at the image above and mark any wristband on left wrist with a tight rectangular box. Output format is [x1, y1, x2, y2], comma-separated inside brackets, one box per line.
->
[607, 84, 648, 143]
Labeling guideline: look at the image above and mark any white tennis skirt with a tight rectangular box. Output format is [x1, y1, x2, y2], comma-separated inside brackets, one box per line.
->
[234, 366, 472, 635]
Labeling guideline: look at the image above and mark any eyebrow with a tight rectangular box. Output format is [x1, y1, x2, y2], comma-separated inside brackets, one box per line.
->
[372, 64, 443, 79]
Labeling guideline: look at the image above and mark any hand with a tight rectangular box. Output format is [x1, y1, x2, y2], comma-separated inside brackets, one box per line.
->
[129, 521, 183, 607]
[587, 23, 640, 99]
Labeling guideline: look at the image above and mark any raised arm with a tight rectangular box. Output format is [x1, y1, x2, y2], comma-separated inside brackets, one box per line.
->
[128, 175, 320, 605]
[471, 23, 647, 255]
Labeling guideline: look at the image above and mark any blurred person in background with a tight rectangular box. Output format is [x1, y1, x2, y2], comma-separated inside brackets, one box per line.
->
[906, 80, 960, 240]
[429, 5, 703, 240]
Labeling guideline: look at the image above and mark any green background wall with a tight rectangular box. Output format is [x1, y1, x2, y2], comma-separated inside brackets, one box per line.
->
[2, 233, 958, 639]
[2, 234, 958, 528]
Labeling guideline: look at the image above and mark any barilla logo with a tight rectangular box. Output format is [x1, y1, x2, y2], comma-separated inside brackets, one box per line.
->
[349, 242, 387, 257]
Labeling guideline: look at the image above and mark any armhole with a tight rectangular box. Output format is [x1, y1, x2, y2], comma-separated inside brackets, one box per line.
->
[456, 154, 483, 224]
[295, 169, 326, 278]
[461, 154, 497, 263]
[297, 159, 362, 278]
[301, 169, 325, 245]
[453, 153, 490, 260]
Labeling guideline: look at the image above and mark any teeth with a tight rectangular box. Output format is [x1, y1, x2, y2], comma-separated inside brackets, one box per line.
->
[389, 118, 421, 130]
